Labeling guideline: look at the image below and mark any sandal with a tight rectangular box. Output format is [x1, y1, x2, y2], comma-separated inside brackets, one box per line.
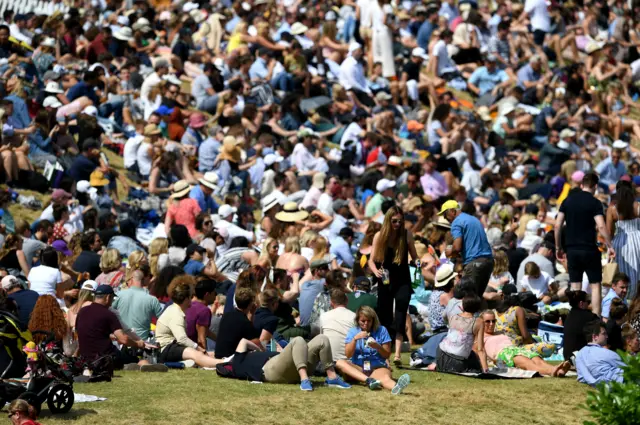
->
[393, 357, 403, 367]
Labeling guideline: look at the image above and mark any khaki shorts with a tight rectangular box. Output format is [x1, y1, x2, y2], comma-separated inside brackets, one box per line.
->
[359, 27, 372, 40]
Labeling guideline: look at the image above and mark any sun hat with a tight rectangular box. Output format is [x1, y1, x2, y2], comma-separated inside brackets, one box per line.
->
[144, 124, 161, 136]
[189, 113, 207, 129]
[290, 22, 309, 35]
[263, 196, 281, 215]
[376, 179, 396, 192]
[433, 216, 451, 229]
[559, 128, 576, 139]
[171, 180, 192, 199]
[52, 188, 72, 202]
[1, 275, 20, 290]
[264, 153, 284, 166]
[312, 172, 326, 189]
[51, 239, 73, 256]
[525, 219, 543, 233]
[81, 280, 98, 292]
[404, 196, 424, 211]
[375, 91, 392, 101]
[217, 136, 242, 163]
[275, 202, 310, 222]
[218, 204, 237, 218]
[411, 47, 429, 61]
[435, 264, 458, 288]
[501, 187, 519, 201]
[43, 96, 62, 108]
[437, 200, 460, 215]
[198, 172, 219, 191]
[114, 26, 133, 41]
[613, 140, 629, 149]
[90, 170, 110, 187]
[83, 105, 98, 117]
[477, 106, 492, 122]
[45, 81, 64, 94]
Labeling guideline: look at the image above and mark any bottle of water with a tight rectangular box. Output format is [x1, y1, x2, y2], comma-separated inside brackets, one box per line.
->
[496, 358, 507, 373]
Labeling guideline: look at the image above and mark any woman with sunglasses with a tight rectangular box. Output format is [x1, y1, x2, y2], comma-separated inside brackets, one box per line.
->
[193, 212, 214, 243]
[6, 399, 41, 425]
[368, 206, 420, 365]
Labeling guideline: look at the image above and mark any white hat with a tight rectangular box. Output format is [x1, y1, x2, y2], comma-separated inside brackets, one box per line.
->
[182, 1, 198, 12]
[198, 172, 219, 191]
[557, 140, 570, 150]
[262, 195, 280, 215]
[325, 10, 337, 21]
[411, 47, 429, 60]
[114, 27, 133, 41]
[116, 15, 130, 26]
[526, 219, 543, 232]
[376, 179, 396, 192]
[83, 105, 98, 117]
[45, 81, 64, 94]
[435, 264, 458, 288]
[290, 22, 309, 35]
[348, 41, 362, 55]
[613, 140, 629, 149]
[40, 37, 55, 47]
[43, 96, 62, 108]
[218, 204, 237, 218]
[81, 280, 98, 292]
[387, 155, 402, 166]
[264, 153, 284, 166]
[1, 275, 20, 290]
[159, 11, 172, 21]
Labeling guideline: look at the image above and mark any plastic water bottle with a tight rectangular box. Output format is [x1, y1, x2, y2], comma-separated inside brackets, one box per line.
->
[496, 358, 507, 373]
[382, 268, 390, 285]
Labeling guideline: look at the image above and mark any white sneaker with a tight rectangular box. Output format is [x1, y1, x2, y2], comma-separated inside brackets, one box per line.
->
[181, 360, 196, 368]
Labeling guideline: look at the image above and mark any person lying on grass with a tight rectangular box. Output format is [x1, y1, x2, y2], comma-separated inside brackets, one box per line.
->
[155, 275, 226, 368]
[229, 335, 351, 391]
[482, 310, 571, 377]
[336, 306, 411, 395]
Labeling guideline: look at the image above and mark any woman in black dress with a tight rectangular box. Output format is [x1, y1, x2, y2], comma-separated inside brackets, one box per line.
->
[368, 206, 419, 365]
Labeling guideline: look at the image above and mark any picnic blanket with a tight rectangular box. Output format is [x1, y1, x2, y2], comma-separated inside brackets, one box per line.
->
[401, 366, 540, 379]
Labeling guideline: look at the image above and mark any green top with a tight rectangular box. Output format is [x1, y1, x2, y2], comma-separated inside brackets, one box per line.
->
[347, 291, 378, 313]
[112, 286, 163, 340]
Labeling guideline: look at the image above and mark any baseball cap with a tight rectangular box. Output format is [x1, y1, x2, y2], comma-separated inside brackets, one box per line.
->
[83, 105, 98, 117]
[411, 47, 429, 60]
[437, 200, 461, 215]
[1, 275, 20, 290]
[52, 188, 72, 202]
[95, 284, 115, 296]
[571, 170, 585, 183]
[81, 280, 98, 292]
[186, 243, 207, 257]
[218, 204, 237, 218]
[376, 179, 396, 192]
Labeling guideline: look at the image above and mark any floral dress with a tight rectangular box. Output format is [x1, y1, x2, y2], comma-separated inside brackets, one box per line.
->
[495, 306, 555, 357]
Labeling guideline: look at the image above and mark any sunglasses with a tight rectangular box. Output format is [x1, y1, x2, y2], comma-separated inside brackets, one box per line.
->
[391, 219, 402, 224]
[203, 221, 212, 225]
[7, 412, 16, 418]
[484, 320, 496, 323]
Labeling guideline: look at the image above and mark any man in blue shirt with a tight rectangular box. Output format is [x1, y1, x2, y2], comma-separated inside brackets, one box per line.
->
[601, 273, 629, 320]
[576, 321, 625, 386]
[330, 227, 355, 269]
[596, 148, 626, 193]
[67, 70, 124, 127]
[69, 139, 101, 182]
[416, 8, 438, 50]
[467, 55, 511, 106]
[184, 244, 208, 276]
[189, 173, 219, 214]
[439, 200, 493, 295]
[299, 257, 330, 326]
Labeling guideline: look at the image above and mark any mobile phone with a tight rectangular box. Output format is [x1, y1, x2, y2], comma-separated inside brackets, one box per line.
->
[100, 151, 109, 166]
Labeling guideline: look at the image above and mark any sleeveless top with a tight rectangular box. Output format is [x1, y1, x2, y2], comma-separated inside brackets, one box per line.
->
[439, 314, 476, 358]
[495, 306, 523, 344]
[381, 229, 409, 268]
[428, 290, 447, 330]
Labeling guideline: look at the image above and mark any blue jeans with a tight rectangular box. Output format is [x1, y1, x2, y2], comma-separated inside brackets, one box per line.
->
[532, 135, 548, 150]
[271, 72, 294, 92]
[341, 15, 356, 42]
[99, 99, 124, 127]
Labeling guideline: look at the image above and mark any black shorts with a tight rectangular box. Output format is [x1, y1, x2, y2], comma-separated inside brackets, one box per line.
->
[159, 341, 187, 363]
[566, 249, 602, 284]
[112, 348, 140, 370]
[533, 29, 546, 46]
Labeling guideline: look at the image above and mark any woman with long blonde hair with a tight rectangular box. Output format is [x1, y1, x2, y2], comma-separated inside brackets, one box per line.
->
[368, 206, 419, 365]
[149, 238, 169, 277]
[95, 248, 124, 291]
[257, 237, 279, 267]
[125, 250, 148, 288]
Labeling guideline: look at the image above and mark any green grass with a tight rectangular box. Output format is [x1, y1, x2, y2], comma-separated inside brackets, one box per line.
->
[36, 365, 591, 425]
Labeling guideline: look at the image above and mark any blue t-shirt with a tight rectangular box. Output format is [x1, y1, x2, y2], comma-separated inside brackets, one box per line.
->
[189, 185, 219, 214]
[299, 279, 325, 326]
[67, 81, 98, 104]
[534, 106, 555, 136]
[468, 66, 509, 96]
[416, 21, 435, 50]
[345, 325, 392, 368]
[69, 155, 98, 182]
[451, 212, 493, 264]
[601, 289, 627, 319]
[8, 289, 39, 329]
[184, 259, 205, 276]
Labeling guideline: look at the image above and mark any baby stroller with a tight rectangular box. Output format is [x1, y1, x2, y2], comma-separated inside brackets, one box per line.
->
[0, 328, 74, 415]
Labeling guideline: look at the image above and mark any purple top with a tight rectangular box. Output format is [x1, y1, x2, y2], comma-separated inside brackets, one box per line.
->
[185, 300, 212, 342]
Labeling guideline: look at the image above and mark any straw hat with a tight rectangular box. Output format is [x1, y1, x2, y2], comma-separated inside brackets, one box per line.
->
[144, 124, 161, 137]
[171, 180, 192, 199]
[275, 202, 309, 222]
[435, 264, 458, 288]
[500, 187, 519, 201]
[89, 170, 109, 187]
[198, 172, 219, 191]
[217, 136, 242, 163]
[433, 216, 451, 229]
[404, 196, 424, 212]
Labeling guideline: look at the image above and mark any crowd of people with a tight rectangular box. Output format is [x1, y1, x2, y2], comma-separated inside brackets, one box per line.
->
[0, 0, 638, 417]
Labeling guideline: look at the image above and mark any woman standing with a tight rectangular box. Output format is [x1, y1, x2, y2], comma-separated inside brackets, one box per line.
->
[368, 206, 419, 365]
[607, 183, 640, 299]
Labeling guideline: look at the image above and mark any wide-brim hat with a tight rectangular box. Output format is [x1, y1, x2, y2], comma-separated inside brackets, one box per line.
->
[114, 27, 133, 41]
[89, 170, 110, 187]
[189, 113, 207, 129]
[500, 187, 519, 201]
[198, 171, 219, 191]
[217, 136, 242, 163]
[435, 264, 458, 287]
[171, 180, 192, 198]
[433, 216, 451, 229]
[275, 202, 309, 222]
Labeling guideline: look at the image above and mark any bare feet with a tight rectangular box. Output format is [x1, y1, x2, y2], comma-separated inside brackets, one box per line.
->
[552, 361, 571, 377]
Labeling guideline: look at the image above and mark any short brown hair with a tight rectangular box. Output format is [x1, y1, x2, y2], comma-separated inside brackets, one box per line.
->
[235, 287, 255, 310]
[168, 275, 196, 304]
[524, 262, 540, 277]
[14, 218, 29, 235]
[259, 288, 279, 307]
[330, 288, 347, 306]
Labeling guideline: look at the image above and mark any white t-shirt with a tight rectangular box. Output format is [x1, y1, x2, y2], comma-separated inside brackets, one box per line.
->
[521, 270, 554, 298]
[524, 0, 551, 32]
[28, 265, 63, 297]
[123, 135, 143, 169]
[319, 306, 356, 361]
[432, 39, 456, 76]
[357, 0, 373, 28]
[136, 141, 153, 176]
[317, 193, 334, 216]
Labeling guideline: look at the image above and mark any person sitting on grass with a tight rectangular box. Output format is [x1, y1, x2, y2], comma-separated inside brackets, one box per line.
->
[7, 399, 41, 425]
[482, 310, 571, 376]
[185, 279, 217, 351]
[575, 320, 625, 386]
[435, 294, 489, 373]
[520, 261, 556, 305]
[253, 288, 281, 345]
[337, 306, 411, 395]
[229, 335, 352, 391]
[155, 275, 225, 368]
[622, 324, 639, 355]
[214, 287, 262, 359]
[605, 298, 628, 352]
[319, 288, 356, 362]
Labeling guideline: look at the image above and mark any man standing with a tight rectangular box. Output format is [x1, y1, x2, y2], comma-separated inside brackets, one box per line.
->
[319, 289, 356, 361]
[112, 266, 163, 340]
[439, 200, 493, 295]
[601, 273, 629, 321]
[555, 172, 613, 316]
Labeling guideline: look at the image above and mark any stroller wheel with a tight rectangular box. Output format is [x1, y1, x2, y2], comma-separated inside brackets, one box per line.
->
[46, 384, 74, 414]
[18, 391, 41, 416]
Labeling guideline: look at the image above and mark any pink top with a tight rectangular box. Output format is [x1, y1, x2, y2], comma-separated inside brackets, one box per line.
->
[483, 334, 513, 360]
[166, 198, 201, 237]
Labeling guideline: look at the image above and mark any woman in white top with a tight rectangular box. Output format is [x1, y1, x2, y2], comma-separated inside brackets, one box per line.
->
[28, 247, 73, 307]
[369, 0, 396, 78]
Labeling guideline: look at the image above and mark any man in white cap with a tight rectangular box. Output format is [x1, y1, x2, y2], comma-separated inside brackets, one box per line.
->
[2, 275, 38, 329]
[189, 172, 220, 214]
[400, 47, 430, 104]
[365, 179, 396, 217]
[215, 204, 254, 250]
[339, 42, 374, 107]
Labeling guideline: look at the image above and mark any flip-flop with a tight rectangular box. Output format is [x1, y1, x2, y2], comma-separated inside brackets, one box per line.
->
[393, 358, 403, 367]
[391, 373, 411, 395]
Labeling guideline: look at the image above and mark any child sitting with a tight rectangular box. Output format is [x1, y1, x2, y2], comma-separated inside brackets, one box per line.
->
[520, 262, 556, 305]
[485, 250, 514, 298]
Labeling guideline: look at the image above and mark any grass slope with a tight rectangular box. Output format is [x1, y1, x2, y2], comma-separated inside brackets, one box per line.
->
[39, 366, 590, 425]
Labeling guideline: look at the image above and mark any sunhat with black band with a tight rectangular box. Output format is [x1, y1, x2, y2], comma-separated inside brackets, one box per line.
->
[171, 180, 192, 199]
[435, 264, 458, 288]
[275, 202, 309, 222]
